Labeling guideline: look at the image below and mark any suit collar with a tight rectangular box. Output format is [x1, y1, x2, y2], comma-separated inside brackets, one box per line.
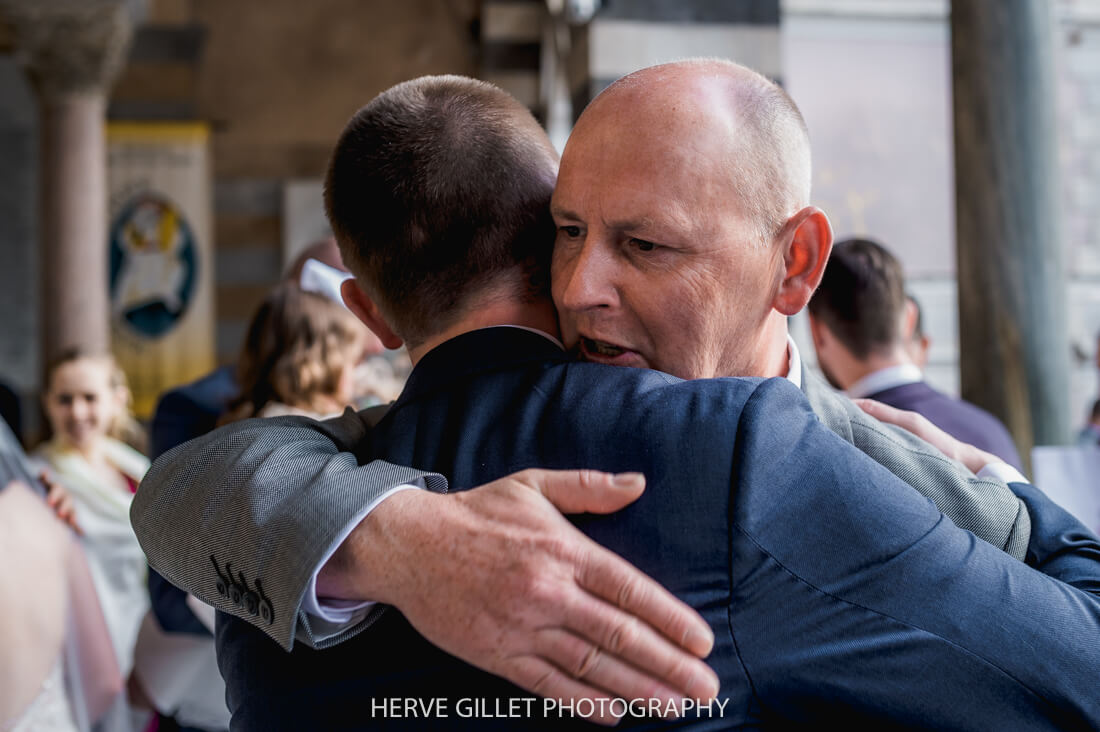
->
[394, 326, 569, 406]
[846, 364, 924, 399]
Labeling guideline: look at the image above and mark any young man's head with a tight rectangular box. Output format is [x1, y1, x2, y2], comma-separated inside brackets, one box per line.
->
[325, 75, 560, 351]
[807, 237, 914, 389]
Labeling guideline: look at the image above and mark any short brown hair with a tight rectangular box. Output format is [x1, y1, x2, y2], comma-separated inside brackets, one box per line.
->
[225, 285, 365, 421]
[324, 75, 559, 348]
[808, 238, 907, 359]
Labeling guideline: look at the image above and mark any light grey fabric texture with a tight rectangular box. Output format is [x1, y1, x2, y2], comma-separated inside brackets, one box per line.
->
[131, 410, 445, 651]
[801, 368, 1030, 560]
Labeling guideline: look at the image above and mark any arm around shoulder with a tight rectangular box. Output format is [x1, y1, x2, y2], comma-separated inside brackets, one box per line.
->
[131, 409, 444, 650]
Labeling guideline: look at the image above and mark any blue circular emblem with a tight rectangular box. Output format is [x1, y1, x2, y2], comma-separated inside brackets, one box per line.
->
[109, 193, 198, 339]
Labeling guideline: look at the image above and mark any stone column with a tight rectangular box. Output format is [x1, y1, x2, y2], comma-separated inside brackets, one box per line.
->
[951, 0, 1072, 459]
[1, 0, 135, 363]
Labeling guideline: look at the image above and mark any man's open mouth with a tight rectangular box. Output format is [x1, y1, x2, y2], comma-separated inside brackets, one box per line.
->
[581, 337, 627, 358]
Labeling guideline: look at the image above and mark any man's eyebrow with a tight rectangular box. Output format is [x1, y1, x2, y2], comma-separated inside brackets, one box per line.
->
[549, 204, 578, 220]
[549, 205, 664, 235]
[606, 216, 656, 231]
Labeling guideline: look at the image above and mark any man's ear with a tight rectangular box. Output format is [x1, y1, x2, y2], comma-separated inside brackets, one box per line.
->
[772, 206, 833, 317]
[901, 296, 919, 340]
[340, 279, 404, 350]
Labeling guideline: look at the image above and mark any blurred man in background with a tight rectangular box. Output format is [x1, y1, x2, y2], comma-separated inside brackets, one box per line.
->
[808, 237, 1021, 468]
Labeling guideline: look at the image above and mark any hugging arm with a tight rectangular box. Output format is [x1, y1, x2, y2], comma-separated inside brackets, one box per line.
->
[130, 410, 718, 713]
[802, 370, 1033, 559]
[857, 397, 1100, 596]
[132, 410, 437, 650]
[734, 380, 1100, 727]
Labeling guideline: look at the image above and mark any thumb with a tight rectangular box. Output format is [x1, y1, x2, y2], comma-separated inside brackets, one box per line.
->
[852, 397, 887, 418]
[520, 468, 645, 515]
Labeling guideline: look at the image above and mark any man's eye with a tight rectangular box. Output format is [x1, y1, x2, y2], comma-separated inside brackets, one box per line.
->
[559, 226, 581, 238]
[631, 238, 656, 252]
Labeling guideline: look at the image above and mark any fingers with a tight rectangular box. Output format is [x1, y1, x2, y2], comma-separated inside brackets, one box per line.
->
[531, 627, 690, 711]
[575, 543, 715, 660]
[855, 398, 943, 443]
[57, 497, 82, 535]
[39, 470, 82, 535]
[853, 398, 917, 428]
[41, 470, 60, 502]
[517, 468, 646, 515]
[560, 560, 718, 702]
[502, 656, 622, 726]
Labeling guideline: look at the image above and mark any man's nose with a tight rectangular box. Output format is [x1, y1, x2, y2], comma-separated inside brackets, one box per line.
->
[556, 240, 619, 313]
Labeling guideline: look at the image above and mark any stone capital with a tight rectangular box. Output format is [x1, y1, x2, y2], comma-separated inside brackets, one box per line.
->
[0, 0, 138, 98]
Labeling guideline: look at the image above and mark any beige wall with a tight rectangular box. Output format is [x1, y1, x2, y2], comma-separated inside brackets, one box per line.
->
[116, 0, 481, 362]
[192, 0, 479, 179]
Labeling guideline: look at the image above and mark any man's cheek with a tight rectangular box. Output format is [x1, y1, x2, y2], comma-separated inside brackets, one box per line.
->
[554, 312, 580, 348]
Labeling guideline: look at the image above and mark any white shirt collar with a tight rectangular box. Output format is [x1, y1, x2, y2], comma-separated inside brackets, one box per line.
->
[785, 335, 802, 389]
[495, 324, 565, 350]
[846, 363, 923, 399]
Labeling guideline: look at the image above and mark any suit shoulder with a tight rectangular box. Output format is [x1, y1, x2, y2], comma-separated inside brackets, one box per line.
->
[555, 361, 781, 409]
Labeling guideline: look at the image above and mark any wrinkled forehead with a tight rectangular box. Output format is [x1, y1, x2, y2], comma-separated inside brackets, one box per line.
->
[556, 87, 756, 227]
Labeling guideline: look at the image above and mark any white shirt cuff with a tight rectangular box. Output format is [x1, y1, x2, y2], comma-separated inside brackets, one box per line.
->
[977, 462, 1028, 485]
[302, 480, 425, 624]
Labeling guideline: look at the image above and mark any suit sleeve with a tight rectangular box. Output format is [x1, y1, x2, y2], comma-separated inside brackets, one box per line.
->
[1008, 479, 1100, 596]
[131, 409, 446, 651]
[729, 378, 1100, 728]
[803, 372, 1032, 560]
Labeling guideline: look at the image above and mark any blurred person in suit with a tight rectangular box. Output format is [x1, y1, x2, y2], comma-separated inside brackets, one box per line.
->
[808, 237, 1022, 469]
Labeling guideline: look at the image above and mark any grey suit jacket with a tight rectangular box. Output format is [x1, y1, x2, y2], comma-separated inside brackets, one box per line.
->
[132, 370, 1032, 652]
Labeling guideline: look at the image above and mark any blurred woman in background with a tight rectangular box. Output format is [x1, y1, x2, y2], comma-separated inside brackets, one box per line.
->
[221, 284, 368, 423]
[34, 350, 150, 694]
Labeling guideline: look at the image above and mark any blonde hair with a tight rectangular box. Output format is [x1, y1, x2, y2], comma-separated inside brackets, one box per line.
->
[223, 284, 365, 422]
[43, 348, 148, 455]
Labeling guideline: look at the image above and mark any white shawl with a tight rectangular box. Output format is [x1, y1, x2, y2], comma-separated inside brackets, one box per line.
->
[34, 438, 151, 677]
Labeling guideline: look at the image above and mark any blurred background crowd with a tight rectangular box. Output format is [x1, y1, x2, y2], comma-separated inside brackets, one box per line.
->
[0, 0, 1098, 730]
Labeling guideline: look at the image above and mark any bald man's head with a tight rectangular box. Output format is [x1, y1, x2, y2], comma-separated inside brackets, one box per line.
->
[551, 59, 831, 381]
[586, 59, 812, 246]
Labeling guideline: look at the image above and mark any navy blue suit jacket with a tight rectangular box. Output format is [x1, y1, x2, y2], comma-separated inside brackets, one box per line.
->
[149, 365, 239, 637]
[150, 365, 238, 461]
[868, 381, 1022, 469]
[218, 328, 1100, 730]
